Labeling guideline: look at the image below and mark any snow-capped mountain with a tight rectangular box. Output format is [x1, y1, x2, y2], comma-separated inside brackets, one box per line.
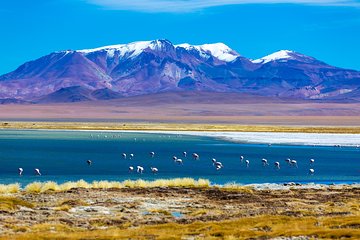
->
[0, 39, 359, 103]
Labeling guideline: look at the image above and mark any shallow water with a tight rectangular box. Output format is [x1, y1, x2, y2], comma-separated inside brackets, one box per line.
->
[0, 130, 359, 186]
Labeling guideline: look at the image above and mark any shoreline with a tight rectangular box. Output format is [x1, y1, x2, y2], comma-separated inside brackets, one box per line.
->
[2, 179, 360, 192]
[2, 125, 360, 146]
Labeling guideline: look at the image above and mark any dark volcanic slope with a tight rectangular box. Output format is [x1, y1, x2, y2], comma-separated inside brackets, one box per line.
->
[0, 39, 359, 103]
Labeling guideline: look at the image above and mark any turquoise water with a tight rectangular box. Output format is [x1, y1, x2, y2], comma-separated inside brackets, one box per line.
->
[0, 130, 359, 186]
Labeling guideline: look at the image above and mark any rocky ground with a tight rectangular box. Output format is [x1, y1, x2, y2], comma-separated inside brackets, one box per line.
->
[0, 185, 359, 239]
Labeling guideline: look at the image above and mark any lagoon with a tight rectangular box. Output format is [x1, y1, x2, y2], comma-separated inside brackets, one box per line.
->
[0, 130, 359, 186]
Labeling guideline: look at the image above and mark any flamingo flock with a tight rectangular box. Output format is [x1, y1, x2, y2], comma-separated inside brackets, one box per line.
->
[16, 132, 326, 178]
[117, 149, 315, 176]
[16, 151, 317, 177]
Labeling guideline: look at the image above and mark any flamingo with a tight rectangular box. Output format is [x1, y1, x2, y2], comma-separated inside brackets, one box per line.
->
[215, 162, 223, 169]
[129, 166, 134, 172]
[262, 158, 269, 166]
[310, 159, 315, 165]
[172, 156, 178, 161]
[215, 164, 222, 171]
[150, 152, 155, 158]
[274, 161, 280, 169]
[245, 160, 250, 168]
[240, 156, 244, 163]
[150, 167, 158, 174]
[86, 160, 92, 166]
[174, 158, 183, 165]
[290, 160, 298, 168]
[34, 168, 41, 176]
[309, 168, 315, 175]
[18, 168, 23, 176]
[183, 151, 187, 158]
[137, 166, 144, 174]
[285, 158, 291, 164]
[122, 153, 127, 159]
[130, 153, 134, 159]
[192, 153, 199, 160]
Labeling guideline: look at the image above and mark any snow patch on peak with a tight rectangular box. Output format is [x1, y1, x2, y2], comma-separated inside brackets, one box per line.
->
[77, 41, 153, 58]
[76, 40, 173, 59]
[176, 43, 239, 62]
[252, 50, 297, 64]
[176, 43, 192, 50]
[199, 43, 239, 62]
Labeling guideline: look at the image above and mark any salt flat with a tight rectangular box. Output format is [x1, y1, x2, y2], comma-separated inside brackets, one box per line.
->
[125, 130, 360, 146]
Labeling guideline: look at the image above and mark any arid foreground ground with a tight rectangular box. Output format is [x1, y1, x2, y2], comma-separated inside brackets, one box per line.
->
[1, 185, 359, 239]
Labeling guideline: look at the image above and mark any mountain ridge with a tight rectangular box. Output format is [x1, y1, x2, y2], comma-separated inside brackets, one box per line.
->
[1, 39, 359, 103]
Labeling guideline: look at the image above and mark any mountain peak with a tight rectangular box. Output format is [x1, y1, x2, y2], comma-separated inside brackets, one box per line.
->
[252, 50, 295, 64]
[74, 39, 174, 58]
[252, 50, 316, 64]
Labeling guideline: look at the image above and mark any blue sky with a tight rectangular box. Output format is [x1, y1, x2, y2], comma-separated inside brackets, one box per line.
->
[0, 0, 359, 74]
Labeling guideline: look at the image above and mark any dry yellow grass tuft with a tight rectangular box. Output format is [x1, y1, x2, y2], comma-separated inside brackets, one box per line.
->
[24, 182, 42, 193]
[24, 181, 62, 193]
[0, 183, 20, 194]
[58, 180, 91, 191]
[40, 181, 60, 192]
